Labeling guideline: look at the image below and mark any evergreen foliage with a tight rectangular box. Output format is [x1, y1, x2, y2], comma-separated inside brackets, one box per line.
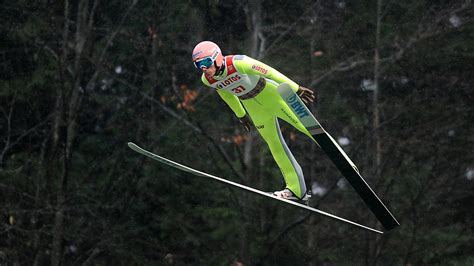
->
[1, 0, 473, 264]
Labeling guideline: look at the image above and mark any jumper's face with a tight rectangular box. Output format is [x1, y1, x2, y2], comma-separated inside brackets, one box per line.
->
[202, 63, 217, 76]
[194, 55, 218, 77]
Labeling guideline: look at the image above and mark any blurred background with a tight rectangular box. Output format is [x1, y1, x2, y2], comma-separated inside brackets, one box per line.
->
[1, 0, 473, 265]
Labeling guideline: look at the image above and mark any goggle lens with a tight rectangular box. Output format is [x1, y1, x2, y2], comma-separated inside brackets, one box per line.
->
[194, 57, 214, 69]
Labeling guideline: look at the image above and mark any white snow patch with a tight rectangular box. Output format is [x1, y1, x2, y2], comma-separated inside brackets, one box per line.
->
[466, 167, 474, 180]
[449, 15, 462, 28]
[69, 245, 77, 253]
[338, 137, 350, 146]
[360, 79, 376, 92]
[115, 65, 123, 74]
[336, 1, 346, 9]
[448, 130, 455, 137]
[311, 182, 327, 196]
[400, 76, 409, 85]
[337, 178, 347, 189]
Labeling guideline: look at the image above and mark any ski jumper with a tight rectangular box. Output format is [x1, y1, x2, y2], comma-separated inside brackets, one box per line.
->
[201, 55, 315, 199]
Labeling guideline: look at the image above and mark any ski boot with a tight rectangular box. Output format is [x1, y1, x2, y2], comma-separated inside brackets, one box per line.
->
[272, 188, 311, 205]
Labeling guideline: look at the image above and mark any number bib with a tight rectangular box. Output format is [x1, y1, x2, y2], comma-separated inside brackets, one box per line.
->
[204, 55, 263, 97]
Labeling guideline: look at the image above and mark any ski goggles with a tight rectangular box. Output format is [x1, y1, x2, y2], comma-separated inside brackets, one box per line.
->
[194, 56, 214, 69]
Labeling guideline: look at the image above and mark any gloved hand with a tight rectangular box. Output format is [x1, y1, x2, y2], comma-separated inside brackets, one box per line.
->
[297, 86, 316, 104]
[238, 115, 252, 132]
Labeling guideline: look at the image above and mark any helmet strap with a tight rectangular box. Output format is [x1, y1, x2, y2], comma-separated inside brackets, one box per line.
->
[215, 61, 225, 76]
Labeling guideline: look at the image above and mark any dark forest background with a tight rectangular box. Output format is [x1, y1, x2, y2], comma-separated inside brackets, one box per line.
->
[1, 0, 473, 265]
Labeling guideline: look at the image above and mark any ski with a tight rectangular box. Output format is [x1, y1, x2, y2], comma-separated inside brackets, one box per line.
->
[128, 142, 383, 234]
[278, 83, 400, 231]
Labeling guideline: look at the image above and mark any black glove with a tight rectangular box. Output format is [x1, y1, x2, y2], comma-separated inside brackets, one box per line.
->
[297, 86, 316, 104]
[238, 115, 252, 132]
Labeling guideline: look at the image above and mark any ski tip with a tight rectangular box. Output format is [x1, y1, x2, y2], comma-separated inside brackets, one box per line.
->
[127, 142, 138, 149]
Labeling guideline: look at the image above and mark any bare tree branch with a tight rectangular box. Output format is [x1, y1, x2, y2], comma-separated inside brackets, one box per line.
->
[260, 0, 321, 59]
[112, 77, 249, 183]
[86, 0, 138, 91]
[312, 1, 473, 86]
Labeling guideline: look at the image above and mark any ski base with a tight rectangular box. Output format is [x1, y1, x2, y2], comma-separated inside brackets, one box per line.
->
[128, 142, 383, 234]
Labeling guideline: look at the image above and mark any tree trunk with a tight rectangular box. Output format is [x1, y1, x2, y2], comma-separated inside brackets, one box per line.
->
[373, 0, 383, 175]
[307, 9, 320, 265]
[367, 0, 383, 265]
[51, 0, 89, 264]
